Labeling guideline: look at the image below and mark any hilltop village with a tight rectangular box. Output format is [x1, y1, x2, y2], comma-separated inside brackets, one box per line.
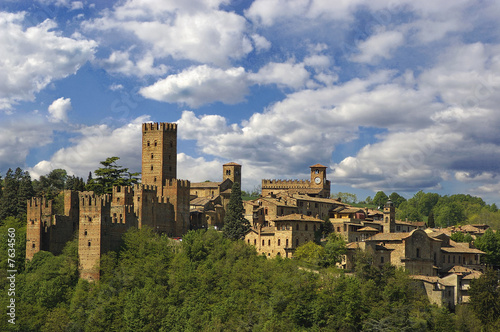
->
[25, 122, 488, 309]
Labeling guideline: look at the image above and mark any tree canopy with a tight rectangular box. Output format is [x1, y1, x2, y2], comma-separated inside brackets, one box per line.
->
[86, 157, 140, 195]
[222, 182, 250, 240]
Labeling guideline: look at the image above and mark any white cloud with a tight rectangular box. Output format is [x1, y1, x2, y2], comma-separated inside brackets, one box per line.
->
[139, 65, 248, 107]
[251, 34, 271, 52]
[30, 116, 149, 178]
[86, 2, 252, 66]
[0, 12, 96, 109]
[98, 50, 168, 77]
[0, 115, 53, 172]
[48, 97, 72, 123]
[249, 62, 310, 90]
[351, 30, 404, 63]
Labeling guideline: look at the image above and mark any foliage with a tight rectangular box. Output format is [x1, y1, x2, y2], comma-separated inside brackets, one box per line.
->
[389, 192, 406, 208]
[294, 241, 325, 267]
[86, 157, 140, 195]
[331, 191, 357, 204]
[222, 182, 250, 240]
[33, 168, 68, 199]
[474, 229, 500, 266]
[450, 231, 473, 244]
[322, 232, 347, 267]
[469, 268, 500, 329]
[373, 191, 389, 208]
[1, 227, 468, 331]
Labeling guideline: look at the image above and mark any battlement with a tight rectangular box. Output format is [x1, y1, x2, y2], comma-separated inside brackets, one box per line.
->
[142, 122, 177, 132]
[164, 178, 190, 188]
[133, 184, 159, 193]
[112, 185, 133, 195]
[28, 196, 52, 208]
[79, 193, 111, 207]
[262, 179, 311, 189]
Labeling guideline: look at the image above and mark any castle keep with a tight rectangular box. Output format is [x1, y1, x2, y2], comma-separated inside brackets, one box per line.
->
[26, 122, 190, 281]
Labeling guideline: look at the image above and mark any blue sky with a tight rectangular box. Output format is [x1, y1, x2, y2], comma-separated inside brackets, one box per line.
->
[1, 0, 500, 204]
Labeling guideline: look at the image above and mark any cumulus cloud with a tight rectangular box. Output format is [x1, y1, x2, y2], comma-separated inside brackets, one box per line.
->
[139, 65, 249, 107]
[351, 30, 404, 63]
[48, 97, 72, 123]
[0, 12, 96, 109]
[249, 62, 310, 90]
[0, 115, 53, 172]
[98, 50, 168, 77]
[85, 1, 252, 66]
[30, 116, 149, 178]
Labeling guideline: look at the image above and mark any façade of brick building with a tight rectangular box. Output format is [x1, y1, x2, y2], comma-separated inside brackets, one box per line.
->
[26, 122, 190, 281]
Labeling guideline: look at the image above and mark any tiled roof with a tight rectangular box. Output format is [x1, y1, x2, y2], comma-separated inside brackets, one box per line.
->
[463, 271, 483, 280]
[310, 163, 327, 168]
[441, 244, 485, 254]
[411, 275, 440, 283]
[357, 226, 379, 232]
[223, 162, 241, 166]
[273, 213, 323, 222]
[366, 232, 413, 241]
[190, 196, 212, 206]
[191, 181, 220, 188]
[293, 194, 344, 204]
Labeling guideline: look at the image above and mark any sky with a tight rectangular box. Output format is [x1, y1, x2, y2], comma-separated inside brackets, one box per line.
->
[1, 0, 500, 204]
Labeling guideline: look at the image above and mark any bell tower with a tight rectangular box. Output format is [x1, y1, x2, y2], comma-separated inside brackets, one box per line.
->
[223, 162, 241, 185]
[383, 199, 396, 233]
[142, 122, 177, 186]
[309, 164, 330, 197]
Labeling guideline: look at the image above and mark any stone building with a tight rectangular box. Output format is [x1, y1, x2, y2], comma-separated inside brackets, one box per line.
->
[245, 214, 323, 258]
[189, 162, 241, 229]
[261, 164, 331, 198]
[26, 122, 190, 281]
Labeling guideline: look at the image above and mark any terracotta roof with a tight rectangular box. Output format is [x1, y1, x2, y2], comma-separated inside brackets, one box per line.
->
[337, 208, 364, 214]
[366, 232, 413, 241]
[446, 265, 475, 274]
[273, 213, 323, 222]
[411, 275, 440, 283]
[223, 162, 241, 166]
[463, 271, 482, 280]
[441, 243, 485, 254]
[293, 194, 342, 204]
[190, 196, 212, 206]
[357, 226, 379, 232]
[191, 181, 220, 188]
[310, 163, 328, 168]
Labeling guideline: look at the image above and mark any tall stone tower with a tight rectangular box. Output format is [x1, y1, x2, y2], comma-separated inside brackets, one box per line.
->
[310, 164, 331, 197]
[142, 122, 177, 186]
[383, 199, 396, 233]
[222, 162, 242, 185]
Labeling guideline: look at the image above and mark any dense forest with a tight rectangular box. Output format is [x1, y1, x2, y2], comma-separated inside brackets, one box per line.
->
[1, 164, 500, 330]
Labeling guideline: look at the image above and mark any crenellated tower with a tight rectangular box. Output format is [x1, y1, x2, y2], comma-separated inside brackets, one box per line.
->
[142, 122, 177, 187]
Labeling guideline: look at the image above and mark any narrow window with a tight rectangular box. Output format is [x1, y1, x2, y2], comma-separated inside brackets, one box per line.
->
[151, 153, 154, 159]
[286, 239, 289, 247]
[416, 248, 420, 258]
[154, 141, 157, 146]
[88, 241, 91, 247]
[147, 141, 150, 146]
[247, 239, 250, 244]
[151, 165, 153, 171]
[296, 238, 299, 246]
[268, 239, 271, 246]
[254, 239, 256, 245]
[262, 239, 265, 246]
[32, 243, 36, 248]
[278, 239, 281, 246]
[84, 230, 88, 236]
[381, 256, 384, 263]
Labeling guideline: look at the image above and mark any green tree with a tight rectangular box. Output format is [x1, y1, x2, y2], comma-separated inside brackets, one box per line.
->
[475, 229, 500, 266]
[17, 170, 34, 220]
[331, 192, 357, 204]
[389, 192, 406, 208]
[373, 191, 388, 208]
[222, 182, 250, 240]
[433, 202, 466, 227]
[66, 175, 85, 191]
[33, 168, 68, 199]
[294, 241, 325, 267]
[396, 201, 423, 221]
[321, 232, 346, 267]
[469, 268, 500, 328]
[427, 211, 435, 228]
[0, 168, 19, 220]
[86, 157, 140, 195]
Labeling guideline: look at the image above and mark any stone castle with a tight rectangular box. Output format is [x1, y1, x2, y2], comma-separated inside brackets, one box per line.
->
[25, 121, 488, 308]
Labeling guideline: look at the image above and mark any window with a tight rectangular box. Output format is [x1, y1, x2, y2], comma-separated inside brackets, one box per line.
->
[88, 241, 91, 247]
[381, 256, 384, 263]
[315, 169, 319, 174]
[151, 153, 154, 159]
[84, 230, 88, 236]
[151, 165, 153, 171]
[226, 170, 231, 175]
[254, 239, 256, 245]
[262, 240, 265, 246]
[268, 239, 271, 246]
[416, 248, 420, 258]
[337, 227, 341, 232]
[87, 216, 92, 222]
[247, 239, 250, 244]
[286, 239, 289, 247]
[32, 243, 36, 248]
[154, 141, 157, 146]
[154, 177, 157, 183]
[147, 141, 150, 146]
[296, 238, 299, 246]
[278, 239, 281, 246]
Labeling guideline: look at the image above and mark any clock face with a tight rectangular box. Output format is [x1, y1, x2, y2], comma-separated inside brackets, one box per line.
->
[314, 177, 321, 184]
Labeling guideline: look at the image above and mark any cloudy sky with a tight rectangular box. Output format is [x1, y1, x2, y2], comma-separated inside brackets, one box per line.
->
[1, 0, 500, 203]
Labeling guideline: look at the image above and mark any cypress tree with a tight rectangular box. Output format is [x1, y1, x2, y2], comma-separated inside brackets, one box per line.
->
[222, 182, 250, 240]
[0, 168, 19, 220]
[17, 170, 34, 220]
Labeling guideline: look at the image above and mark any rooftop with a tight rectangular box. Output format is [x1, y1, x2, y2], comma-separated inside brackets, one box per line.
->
[273, 213, 323, 222]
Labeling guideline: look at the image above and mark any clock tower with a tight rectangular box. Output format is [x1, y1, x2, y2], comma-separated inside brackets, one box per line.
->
[310, 164, 330, 197]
